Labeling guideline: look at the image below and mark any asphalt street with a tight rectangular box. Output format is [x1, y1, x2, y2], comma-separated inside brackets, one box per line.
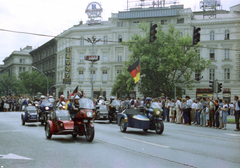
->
[0, 112, 239, 168]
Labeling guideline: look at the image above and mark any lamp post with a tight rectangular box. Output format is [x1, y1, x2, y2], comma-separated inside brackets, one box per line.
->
[32, 66, 49, 95]
[84, 36, 101, 100]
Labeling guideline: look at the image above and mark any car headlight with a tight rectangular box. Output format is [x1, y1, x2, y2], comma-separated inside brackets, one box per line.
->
[63, 106, 66, 109]
[45, 106, 49, 110]
[87, 111, 93, 118]
[156, 111, 160, 115]
[35, 104, 38, 107]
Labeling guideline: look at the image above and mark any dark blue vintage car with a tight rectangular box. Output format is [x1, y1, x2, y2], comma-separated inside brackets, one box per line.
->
[117, 102, 164, 134]
[21, 106, 38, 125]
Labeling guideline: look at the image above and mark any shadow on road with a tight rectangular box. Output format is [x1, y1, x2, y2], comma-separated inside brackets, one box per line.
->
[24, 124, 40, 127]
[47, 136, 100, 144]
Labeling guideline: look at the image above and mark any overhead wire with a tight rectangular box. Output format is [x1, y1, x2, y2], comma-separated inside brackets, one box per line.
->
[0, 28, 240, 52]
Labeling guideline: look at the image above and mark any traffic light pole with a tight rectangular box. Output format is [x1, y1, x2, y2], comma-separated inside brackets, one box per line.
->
[215, 79, 218, 98]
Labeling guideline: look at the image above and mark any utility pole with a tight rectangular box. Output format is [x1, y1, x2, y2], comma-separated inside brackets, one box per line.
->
[84, 36, 101, 100]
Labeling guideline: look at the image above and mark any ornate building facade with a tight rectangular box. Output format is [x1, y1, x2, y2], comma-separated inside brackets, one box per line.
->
[55, 4, 240, 101]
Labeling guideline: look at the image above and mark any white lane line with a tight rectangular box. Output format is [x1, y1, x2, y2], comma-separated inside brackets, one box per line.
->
[224, 133, 240, 137]
[124, 136, 170, 148]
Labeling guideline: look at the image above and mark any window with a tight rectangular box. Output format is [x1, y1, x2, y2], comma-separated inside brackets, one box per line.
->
[79, 53, 84, 63]
[177, 18, 184, 24]
[225, 30, 229, 40]
[91, 70, 95, 81]
[79, 71, 84, 81]
[133, 21, 139, 26]
[102, 70, 107, 81]
[103, 52, 108, 62]
[195, 70, 201, 80]
[19, 67, 22, 73]
[209, 69, 215, 80]
[224, 69, 230, 80]
[117, 52, 122, 62]
[20, 58, 25, 64]
[161, 20, 167, 25]
[210, 31, 214, 41]
[117, 70, 122, 75]
[179, 32, 183, 37]
[23, 67, 26, 72]
[224, 49, 230, 60]
[209, 49, 215, 60]
[80, 37, 84, 46]
[103, 36, 108, 45]
[118, 34, 122, 43]
[117, 21, 123, 27]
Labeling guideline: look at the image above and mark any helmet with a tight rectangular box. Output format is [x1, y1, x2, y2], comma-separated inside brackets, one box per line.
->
[110, 96, 115, 100]
[146, 97, 151, 101]
[70, 96, 74, 100]
[99, 95, 103, 99]
[40, 95, 45, 99]
[49, 95, 53, 98]
[75, 95, 80, 100]
[60, 95, 65, 98]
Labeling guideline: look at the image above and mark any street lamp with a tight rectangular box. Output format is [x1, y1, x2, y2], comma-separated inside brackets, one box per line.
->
[84, 36, 101, 100]
[32, 66, 49, 95]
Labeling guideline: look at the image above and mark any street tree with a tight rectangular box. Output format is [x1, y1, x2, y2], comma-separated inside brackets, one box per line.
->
[111, 23, 211, 98]
[0, 73, 21, 96]
[19, 71, 54, 96]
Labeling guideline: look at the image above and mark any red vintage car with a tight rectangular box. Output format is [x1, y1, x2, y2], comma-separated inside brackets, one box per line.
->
[45, 98, 95, 142]
[45, 110, 74, 139]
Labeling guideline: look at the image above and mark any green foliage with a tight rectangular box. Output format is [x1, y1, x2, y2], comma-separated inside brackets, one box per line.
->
[18, 71, 54, 96]
[0, 73, 20, 96]
[112, 22, 211, 98]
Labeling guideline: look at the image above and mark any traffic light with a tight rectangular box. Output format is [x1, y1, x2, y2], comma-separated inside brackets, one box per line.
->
[209, 80, 214, 93]
[218, 83, 222, 93]
[192, 27, 201, 46]
[149, 23, 157, 43]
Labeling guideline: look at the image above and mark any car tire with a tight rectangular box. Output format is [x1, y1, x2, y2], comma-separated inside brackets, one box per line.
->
[72, 133, 77, 138]
[120, 118, 127, 132]
[85, 124, 94, 142]
[45, 123, 52, 139]
[21, 115, 25, 125]
[155, 120, 164, 134]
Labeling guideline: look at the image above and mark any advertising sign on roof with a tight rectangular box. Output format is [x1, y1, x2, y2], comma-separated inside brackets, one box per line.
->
[85, 2, 103, 19]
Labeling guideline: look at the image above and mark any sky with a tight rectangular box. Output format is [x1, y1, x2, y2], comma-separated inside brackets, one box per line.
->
[0, 0, 238, 63]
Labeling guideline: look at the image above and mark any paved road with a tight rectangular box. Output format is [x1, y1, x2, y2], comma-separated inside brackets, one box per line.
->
[0, 112, 239, 168]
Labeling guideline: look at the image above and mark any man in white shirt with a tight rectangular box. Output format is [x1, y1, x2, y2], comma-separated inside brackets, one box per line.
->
[191, 100, 197, 124]
[175, 97, 181, 124]
[234, 95, 240, 131]
[186, 96, 193, 125]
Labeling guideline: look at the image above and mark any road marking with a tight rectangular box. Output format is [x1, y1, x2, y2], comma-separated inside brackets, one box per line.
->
[0, 153, 32, 160]
[224, 133, 240, 137]
[124, 137, 170, 148]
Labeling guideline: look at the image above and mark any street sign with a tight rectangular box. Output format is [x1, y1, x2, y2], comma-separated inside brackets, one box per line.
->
[84, 55, 100, 61]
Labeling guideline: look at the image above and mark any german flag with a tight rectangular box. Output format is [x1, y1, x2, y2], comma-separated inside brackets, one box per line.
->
[127, 59, 140, 84]
[65, 86, 78, 110]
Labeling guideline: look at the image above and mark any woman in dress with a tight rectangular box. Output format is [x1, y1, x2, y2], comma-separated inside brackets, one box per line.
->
[221, 100, 228, 130]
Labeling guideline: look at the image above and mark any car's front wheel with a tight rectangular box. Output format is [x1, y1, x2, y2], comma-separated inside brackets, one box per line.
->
[155, 120, 164, 134]
[120, 118, 127, 132]
[21, 114, 25, 125]
[45, 123, 52, 139]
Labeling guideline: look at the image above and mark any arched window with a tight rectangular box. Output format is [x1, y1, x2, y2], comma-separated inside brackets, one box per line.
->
[103, 36, 108, 45]
[118, 34, 122, 43]
[225, 30, 229, 40]
[80, 37, 84, 46]
[210, 31, 214, 41]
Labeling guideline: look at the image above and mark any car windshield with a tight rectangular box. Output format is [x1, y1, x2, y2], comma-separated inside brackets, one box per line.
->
[151, 102, 161, 109]
[79, 98, 95, 109]
[99, 105, 107, 110]
[111, 100, 121, 106]
[26, 106, 37, 113]
[41, 99, 52, 106]
[55, 110, 70, 120]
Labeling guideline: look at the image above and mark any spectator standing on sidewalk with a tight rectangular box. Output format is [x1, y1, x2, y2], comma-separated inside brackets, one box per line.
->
[218, 99, 224, 129]
[200, 97, 207, 126]
[161, 96, 166, 121]
[209, 97, 215, 127]
[175, 97, 181, 124]
[186, 96, 193, 125]
[234, 95, 240, 131]
[205, 101, 210, 127]
[191, 100, 197, 124]
[195, 98, 201, 125]
[213, 99, 219, 128]
[229, 102, 234, 115]
[19, 97, 23, 111]
[182, 99, 188, 124]
[166, 97, 170, 122]
[221, 99, 228, 130]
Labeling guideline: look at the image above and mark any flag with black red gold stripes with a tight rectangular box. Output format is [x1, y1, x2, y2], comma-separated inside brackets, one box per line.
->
[127, 59, 140, 84]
